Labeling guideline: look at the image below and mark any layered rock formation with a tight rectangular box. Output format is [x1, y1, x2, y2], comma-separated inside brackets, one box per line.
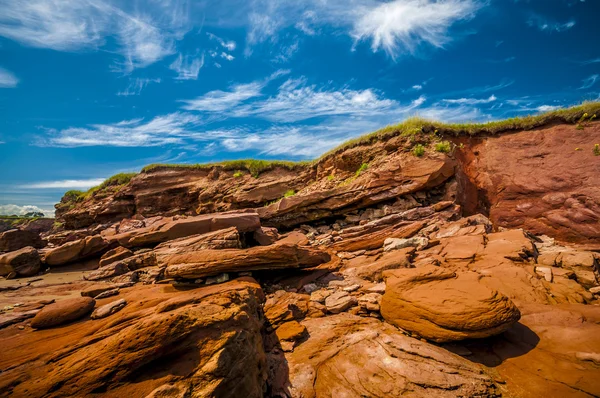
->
[1, 118, 599, 398]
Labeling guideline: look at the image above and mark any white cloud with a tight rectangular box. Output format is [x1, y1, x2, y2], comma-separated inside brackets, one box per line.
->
[0, 204, 53, 217]
[579, 74, 599, 90]
[207, 32, 236, 51]
[0, 0, 190, 72]
[117, 77, 161, 96]
[412, 84, 423, 90]
[169, 53, 204, 80]
[182, 75, 419, 123]
[41, 112, 202, 147]
[18, 178, 106, 189]
[351, 0, 480, 59]
[0, 67, 19, 88]
[220, 52, 235, 61]
[536, 105, 560, 112]
[180, 69, 289, 112]
[181, 82, 264, 112]
[527, 15, 576, 33]
[442, 94, 497, 105]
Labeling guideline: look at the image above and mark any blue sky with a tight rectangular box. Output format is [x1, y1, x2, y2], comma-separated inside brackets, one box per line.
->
[0, 0, 599, 217]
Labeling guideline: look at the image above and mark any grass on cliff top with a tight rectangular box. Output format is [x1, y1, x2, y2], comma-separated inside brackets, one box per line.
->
[62, 172, 138, 203]
[319, 101, 600, 159]
[141, 159, 311, 177]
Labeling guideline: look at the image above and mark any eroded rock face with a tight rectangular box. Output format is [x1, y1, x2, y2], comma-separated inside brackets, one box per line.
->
[0, 279, 267, 397]
[456, 122, 600, 244]
[272, 314, 499, 397]
[0, 246, 41, 278]
[381, 266, 521, 342]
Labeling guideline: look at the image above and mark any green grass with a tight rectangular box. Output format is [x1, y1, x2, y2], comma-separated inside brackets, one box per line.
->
[434, 141, 452, 153]
[233, 171, 243, 178]
[412, 144, 425, 157]
[319, 101, 600, 159]
[594, 144, 600, 156]
[284, 189, 296, 197]
[141, 159, 310, 178]
[61, 173, 137, 204]
[355, 163, 369, 177]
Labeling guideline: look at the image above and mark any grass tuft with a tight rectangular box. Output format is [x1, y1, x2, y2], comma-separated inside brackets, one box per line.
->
[141, 159, 310, 178]
[355, 163, 369, 177]
[434, 141, 452, 153]
[412, 144, 425, 157]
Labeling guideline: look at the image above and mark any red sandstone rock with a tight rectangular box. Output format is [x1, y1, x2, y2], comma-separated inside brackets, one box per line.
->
[30, 297, 95, 329]
[0, 246, 41, 278]
[381, 266, 521, 342]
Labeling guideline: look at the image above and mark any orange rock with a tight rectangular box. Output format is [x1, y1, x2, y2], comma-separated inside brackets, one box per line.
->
[274, 314, 499, 397]
[164, 243, 330, 279]
[381, 266, 521, 342]
[30, 297, 95, 329]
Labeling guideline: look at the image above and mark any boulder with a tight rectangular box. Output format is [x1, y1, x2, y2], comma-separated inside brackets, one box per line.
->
[271, 314, 499, 397]
[383, 236, 429, 251]
[341, 248, 414, 282]
[165, 243, 330, 279]
[44, 235, 109, 266]
[0, 246, 41, 277]
[85, 251, 157, 281]
[253, 226, 279, 246]
[91, 299, 127, 319]
[325, 291, 357, 314]
[381, 266, 521, 342]
[30, 297, 96, 329]
[0, 229, 44, 252]
[99, 246, 133, 267]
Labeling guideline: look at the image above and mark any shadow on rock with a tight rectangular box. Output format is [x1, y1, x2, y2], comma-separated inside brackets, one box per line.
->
[454, 322, 540, 367]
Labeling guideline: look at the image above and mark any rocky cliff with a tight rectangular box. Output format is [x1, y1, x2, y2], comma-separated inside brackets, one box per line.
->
[1, 108, 599, 398]
[56, 118, 600, 245]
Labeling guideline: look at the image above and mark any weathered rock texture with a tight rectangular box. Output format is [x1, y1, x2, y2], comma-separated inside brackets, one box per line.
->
[272, 314, 499, 397]
[456, 122, 600, 244]
[0, 246, 41, 277]
[0, 279, 267, 397]
[381, 266, 521, 342]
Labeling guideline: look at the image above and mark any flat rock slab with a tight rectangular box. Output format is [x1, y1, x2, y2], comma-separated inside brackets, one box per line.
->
[381, 266, 521, 342]
[30, 297, 96, 329]
[165, 243, 330, 279]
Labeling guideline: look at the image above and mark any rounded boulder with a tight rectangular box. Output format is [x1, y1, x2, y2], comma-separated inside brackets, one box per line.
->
[31, 297, 96, 329]
[380, 266, 521, 342]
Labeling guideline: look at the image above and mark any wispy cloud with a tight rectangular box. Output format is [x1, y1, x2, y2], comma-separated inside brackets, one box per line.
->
[169, 53, 204, 80]
[412, 84, 423, 90]
[180, 69, 288, 112]
[40, 112, 203, 147]
[244, 0, 481, 59]
[527, 14, 576, 33]
[18, 178, 106, 189]
[351, 0, 480, 59]
[0, 0, 190, 72]
[0, 67, 19, 88]
[579, 57, 600, 65]
[442, 94, 497, 105]
[579, 74, 599, 89]
[117, 78, 161, 96]
[207, 32, 236, 51]
[220, 52, 235, 61]
[536, 105, 561, 112]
